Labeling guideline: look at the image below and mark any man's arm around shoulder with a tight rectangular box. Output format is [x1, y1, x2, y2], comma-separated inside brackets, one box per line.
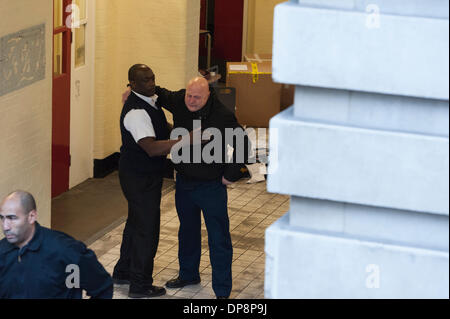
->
[155, 86, 185, 113]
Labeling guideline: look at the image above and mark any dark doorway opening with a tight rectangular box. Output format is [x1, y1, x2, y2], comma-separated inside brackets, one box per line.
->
[199, 0, 244, 82]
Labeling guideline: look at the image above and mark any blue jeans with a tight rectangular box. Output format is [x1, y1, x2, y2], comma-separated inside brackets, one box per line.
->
[175, 175, 233, 297]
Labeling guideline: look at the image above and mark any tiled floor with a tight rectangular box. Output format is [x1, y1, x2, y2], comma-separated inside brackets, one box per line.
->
[87, 178, 290, 299]
[52, 171, 175, 245]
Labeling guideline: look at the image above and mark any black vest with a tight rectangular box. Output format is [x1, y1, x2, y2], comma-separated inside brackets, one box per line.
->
[119, 92, 169, 174]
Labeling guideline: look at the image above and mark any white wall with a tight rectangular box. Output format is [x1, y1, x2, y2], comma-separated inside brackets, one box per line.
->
[94, 0, 200, 160]
[246, 0, 286, 54]
[0, 0, 53, 229]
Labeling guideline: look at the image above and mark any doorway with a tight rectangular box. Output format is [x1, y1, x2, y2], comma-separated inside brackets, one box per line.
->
[199, 0, 245, 81]
[52, 0, 94, 198]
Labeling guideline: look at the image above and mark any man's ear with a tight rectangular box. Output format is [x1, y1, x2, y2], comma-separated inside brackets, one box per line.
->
[27, 209, 37, 224]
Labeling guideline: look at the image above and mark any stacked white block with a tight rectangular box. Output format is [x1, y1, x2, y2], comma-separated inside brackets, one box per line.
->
[265, 0, 449, 298]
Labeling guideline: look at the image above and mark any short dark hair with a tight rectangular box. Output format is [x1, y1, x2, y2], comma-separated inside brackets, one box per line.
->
[8, 190, 36, 215]
[128, 64, 150, 82]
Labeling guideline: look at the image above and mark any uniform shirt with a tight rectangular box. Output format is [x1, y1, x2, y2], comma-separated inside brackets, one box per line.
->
[0, 223, 113, 299]
[123, 91, 159, 142]
[119, 91, 169, 175]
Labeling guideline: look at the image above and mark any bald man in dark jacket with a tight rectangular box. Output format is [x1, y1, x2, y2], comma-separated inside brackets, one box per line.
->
[155, 77, 251, 299]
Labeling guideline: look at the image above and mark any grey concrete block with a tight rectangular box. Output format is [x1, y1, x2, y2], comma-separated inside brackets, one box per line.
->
[272, 3, 449, 100]
[297, 0, 449, 19]
[293, 86, 449, 137]
[267, 108, 449, 215]
[290, 196, 449, 251]
[265, 214, 449, 298]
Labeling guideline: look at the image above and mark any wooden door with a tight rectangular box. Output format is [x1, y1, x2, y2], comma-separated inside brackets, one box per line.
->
[52, 0, 72, 197]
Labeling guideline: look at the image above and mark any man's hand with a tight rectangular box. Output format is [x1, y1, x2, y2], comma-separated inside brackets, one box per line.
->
[122, 87, 132, 104]
[222, 176, 233, 185]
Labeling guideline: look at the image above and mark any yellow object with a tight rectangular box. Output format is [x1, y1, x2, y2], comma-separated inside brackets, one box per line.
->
[251, 63, 259, 83]
[227, 62, 271, 84]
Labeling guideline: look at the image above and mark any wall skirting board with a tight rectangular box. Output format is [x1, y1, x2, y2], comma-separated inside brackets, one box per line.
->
[94, 153, 174, 179]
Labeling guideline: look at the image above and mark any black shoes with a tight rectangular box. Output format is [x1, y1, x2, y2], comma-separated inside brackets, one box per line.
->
[113, 275, 166, 298]
[166, 276, 201, 289]
[217, 296, 229, 299]
[128, 286, 166, 298]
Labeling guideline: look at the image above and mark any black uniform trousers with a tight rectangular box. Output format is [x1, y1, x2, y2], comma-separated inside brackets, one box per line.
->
[175, 174, 233, 297]
[113, 170, 163, 291]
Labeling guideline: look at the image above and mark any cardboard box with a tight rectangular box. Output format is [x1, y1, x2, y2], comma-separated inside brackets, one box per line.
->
[243, 53, 272, 63]
[244, 53, 295, 112]
[226, 62, 281, 127]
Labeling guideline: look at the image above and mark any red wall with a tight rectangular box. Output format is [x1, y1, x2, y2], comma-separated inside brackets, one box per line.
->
[213, 0, 244, 62]
[200, 0, 207, 29]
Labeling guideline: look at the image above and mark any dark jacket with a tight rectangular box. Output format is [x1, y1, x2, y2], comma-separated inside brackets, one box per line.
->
[119, 91, 170, 175]
[0, 223, 113, 299]
[156, 86, 251, 182]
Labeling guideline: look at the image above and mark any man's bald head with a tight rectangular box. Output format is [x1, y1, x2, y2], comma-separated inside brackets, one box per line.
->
[0, 190, 37, 248]
[187, 77, 209, 91]
[185, 77, 210, 112]
[3, 190, 36, 216]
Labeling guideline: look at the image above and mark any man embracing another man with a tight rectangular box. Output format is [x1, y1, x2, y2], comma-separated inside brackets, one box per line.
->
[116, 64, 251, 299]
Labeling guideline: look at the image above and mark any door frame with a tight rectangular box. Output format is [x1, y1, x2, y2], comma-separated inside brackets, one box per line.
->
[52, 0, 72, 198]
[69, 0, 95, 188]
[242, 0, 249, 60]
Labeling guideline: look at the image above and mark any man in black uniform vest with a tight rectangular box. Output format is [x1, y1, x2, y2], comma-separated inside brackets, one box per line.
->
[113, 64, 184, 298]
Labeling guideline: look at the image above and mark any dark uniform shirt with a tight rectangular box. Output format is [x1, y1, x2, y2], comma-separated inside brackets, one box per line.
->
[0, 223, 113, 299]
[156, 86, 251, 182]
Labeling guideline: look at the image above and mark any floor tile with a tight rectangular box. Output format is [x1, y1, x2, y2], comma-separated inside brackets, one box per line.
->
[86, 179, 290, 299]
